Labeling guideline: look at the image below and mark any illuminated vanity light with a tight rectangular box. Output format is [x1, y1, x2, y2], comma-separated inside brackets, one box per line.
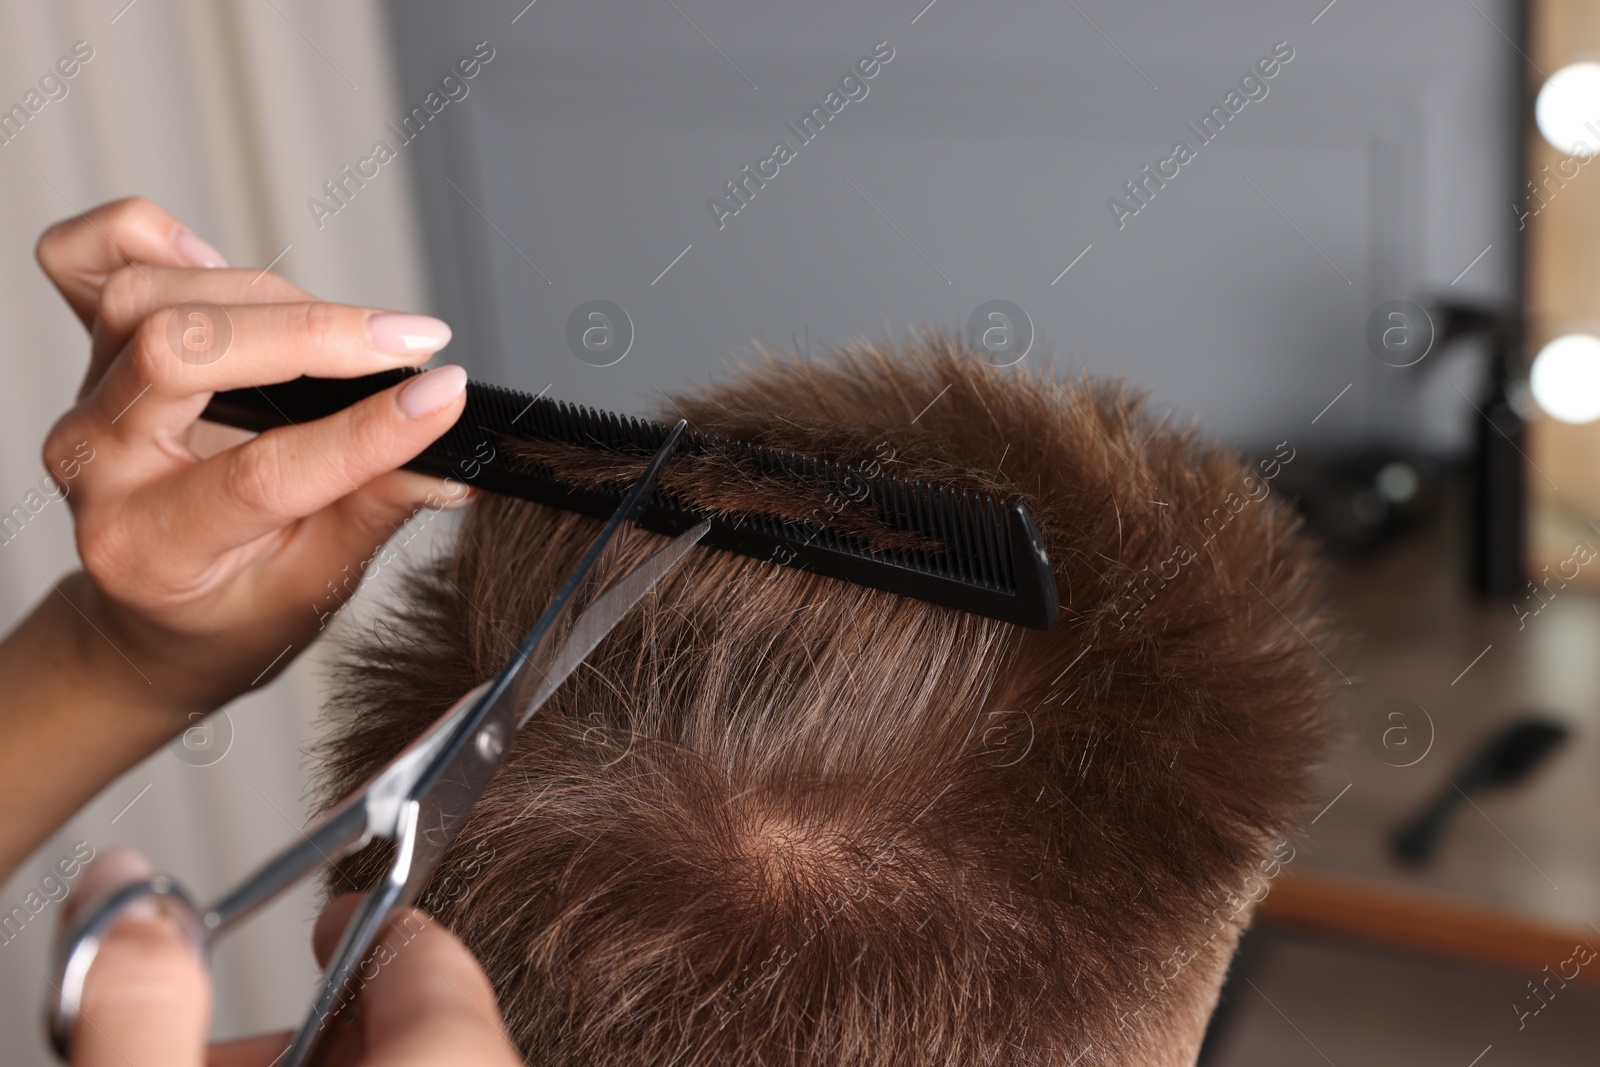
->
[1537, 63, 1600, 157]
[1531, 334, 1600, 424]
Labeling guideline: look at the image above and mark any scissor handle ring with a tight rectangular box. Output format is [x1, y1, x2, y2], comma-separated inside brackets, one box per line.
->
[47, 875, 209, 1060]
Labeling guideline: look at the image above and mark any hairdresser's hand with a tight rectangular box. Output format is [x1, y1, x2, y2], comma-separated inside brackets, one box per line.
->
[0, 197, 472, 877]
[34, 197, 470, 717]
[62, 848, 522, 1067]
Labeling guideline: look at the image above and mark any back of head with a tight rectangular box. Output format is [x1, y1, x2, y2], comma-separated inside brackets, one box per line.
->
[319, 333, 1334, 1066]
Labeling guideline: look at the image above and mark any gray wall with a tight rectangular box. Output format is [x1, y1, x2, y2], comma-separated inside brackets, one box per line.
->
[384, 0, 1520, 454]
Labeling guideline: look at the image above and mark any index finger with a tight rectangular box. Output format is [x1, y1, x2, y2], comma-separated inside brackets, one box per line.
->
[37, 197, 229, 328]
[84, 301, 454, 447]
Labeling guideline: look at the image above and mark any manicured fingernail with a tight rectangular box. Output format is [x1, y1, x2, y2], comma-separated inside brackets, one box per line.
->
[369, 313, 452, 355]
[398, 365, 467, 418]
[173, 229, 228, 268]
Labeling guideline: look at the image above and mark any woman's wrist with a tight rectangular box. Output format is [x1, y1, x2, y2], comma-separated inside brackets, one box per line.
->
[54, 570, 231, 722]
[0, 576, 198, 880]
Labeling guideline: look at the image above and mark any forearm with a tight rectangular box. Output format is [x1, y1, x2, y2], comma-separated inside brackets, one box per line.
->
[0, 572, 183, 882]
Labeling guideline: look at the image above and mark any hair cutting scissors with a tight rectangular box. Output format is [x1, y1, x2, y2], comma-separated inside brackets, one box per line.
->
[47, 421, 708, 1067]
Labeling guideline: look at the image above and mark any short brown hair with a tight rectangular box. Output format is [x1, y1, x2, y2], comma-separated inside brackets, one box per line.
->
[319, 333, 1335, 1065]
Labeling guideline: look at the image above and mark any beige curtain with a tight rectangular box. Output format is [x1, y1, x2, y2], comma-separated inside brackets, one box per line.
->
[0, 0, 435, 1057]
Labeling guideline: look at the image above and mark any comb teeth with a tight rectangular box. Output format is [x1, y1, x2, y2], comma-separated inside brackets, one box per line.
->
[203, 371, 1058, 629]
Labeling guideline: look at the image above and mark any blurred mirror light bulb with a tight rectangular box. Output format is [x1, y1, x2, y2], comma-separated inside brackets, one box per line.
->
[1531, 334, 1600, 424]
[1537, 63, 1600, 157]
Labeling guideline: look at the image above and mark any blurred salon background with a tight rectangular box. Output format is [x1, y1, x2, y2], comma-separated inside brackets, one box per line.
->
[2, 1, 1599, 1063]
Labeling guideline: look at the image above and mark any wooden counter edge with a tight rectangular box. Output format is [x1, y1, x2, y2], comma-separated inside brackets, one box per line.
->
[1257, 868, 1600, 985]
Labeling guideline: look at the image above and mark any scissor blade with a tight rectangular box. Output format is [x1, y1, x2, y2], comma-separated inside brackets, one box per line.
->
[269, 424, 696, 1067]
[520, 518, 711, 728]
[474, 421, 689, 730]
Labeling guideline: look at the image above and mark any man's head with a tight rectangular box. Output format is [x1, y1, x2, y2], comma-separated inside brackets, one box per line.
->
[319, 334, 1333, 1065]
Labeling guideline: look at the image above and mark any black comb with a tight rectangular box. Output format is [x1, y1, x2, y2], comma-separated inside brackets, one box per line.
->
[202, 371, 1058, 629]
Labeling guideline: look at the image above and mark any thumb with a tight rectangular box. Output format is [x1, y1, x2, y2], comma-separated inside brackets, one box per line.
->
[312, 895, 521, 1065]
[64, 847, 211, 1067]
[336, 468, 476, 543]
[299, 468, 475, 588]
